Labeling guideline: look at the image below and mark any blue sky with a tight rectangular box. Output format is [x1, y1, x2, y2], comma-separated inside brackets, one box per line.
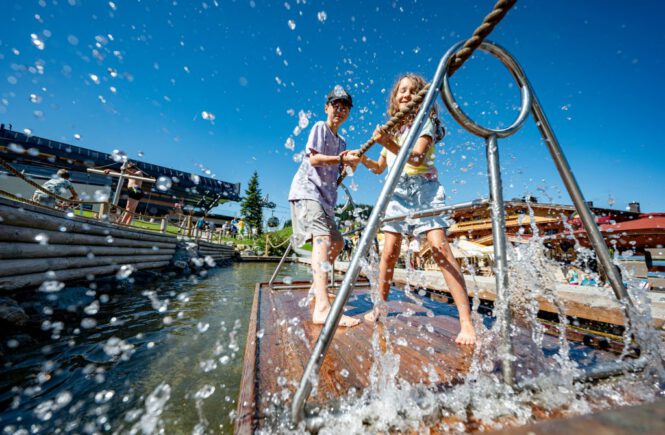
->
[2, 0, 664, 224]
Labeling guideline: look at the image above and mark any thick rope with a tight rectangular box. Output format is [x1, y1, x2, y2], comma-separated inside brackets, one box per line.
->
[266, 235, 290, 249]
[337, 0, 517, 185]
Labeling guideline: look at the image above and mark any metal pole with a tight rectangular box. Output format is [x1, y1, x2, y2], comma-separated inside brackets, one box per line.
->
[485, 134, 514, 386]
[527, 87, 633, 306]
[290, 45, 455, 424]
[268, 242, 293, 287]
[111, 160, 128, 206]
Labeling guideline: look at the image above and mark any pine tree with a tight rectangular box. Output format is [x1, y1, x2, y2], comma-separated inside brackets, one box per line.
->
[240, 171, 264, 236]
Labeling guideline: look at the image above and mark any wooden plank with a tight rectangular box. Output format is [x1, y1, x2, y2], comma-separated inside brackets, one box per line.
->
[242, 281, 625, 433]
[235, 283, 261, 435]
[0, 202, 176, 243]
[0, 242, 175, 259]
[490, 398, 665, 434]
[0, 254, 172, 277]
[0, 260, 170, 290]
[0, 226, 175, 249]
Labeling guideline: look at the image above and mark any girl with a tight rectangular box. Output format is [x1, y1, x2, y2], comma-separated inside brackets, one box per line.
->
[358, 73, 476, 345]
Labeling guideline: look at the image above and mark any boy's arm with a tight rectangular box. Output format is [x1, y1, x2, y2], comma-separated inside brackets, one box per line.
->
[309, 150, 346, 167]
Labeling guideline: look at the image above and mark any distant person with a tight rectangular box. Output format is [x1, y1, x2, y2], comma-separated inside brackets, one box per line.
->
[32, 169, 78, 209]
[288, 85, 361, 327]
[356, 73, 475, 345]
[195, 214, 206, 240]
[221, 221, 231, 237]
[237, 219, 246, 238]
[105, 161, 144, 225]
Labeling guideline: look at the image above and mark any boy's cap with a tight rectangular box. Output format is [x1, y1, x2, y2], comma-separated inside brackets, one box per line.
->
[326, 85, 353, 107]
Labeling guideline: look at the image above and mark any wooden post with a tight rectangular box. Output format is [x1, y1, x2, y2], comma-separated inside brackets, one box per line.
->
[160, 216, 167, 233]
[264, 234, 269, 257]
[99, 202, 109, 220]
[186, 214, 193, 237]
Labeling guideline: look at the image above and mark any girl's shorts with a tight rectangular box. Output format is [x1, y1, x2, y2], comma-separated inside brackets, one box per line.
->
[290, 200, 343, 248]
[381, 175, 450, 237]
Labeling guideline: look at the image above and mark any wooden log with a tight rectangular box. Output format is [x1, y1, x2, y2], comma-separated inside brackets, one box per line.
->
[0, 260, 171, 291]
[0, 202, 176, 244]
[0, 242, 175, 259]
[235, 283, 260, 435]
[86, 168, 156, 183]
[0, 254, 173, 277]
[0, 226, 175, 249]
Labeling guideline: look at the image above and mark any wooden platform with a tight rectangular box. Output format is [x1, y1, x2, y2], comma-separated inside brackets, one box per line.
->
[236, 280, 632, 434]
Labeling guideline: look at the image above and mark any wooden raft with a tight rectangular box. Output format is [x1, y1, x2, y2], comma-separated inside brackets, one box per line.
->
[235, 281, 622, 434]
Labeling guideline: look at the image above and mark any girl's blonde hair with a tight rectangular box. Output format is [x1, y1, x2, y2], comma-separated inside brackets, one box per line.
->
[386, 73, 444, 141]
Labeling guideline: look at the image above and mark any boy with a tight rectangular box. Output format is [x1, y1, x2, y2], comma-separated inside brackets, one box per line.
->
[32, 169, 78, 208]
[288, 85, 361, 327]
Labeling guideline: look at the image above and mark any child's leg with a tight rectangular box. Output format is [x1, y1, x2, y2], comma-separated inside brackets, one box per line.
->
[365, 232, 402, 322]
[425, 229, 476, 345]
[379, 232, 402, 301]
[311, 235, 359, 327]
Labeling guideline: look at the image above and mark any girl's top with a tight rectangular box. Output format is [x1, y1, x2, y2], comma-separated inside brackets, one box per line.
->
[288, 121, 347, 216]
[380, 117, 442, 179]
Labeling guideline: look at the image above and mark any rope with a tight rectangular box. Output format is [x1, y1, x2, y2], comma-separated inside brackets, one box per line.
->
[266, 235, 290, 249]
[337, 0, 517, 185]
[0, 155, 106, 205]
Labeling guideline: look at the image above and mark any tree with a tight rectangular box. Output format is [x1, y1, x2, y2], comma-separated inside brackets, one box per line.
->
[240, 171, 264, 236]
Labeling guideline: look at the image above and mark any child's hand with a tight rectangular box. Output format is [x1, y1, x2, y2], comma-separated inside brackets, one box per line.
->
[372, 126, 391, 146]
[103, 169, 111, 175]
[342, 150, 361, 171]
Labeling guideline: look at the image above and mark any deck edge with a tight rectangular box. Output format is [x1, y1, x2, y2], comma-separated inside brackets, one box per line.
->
[234, 282, 261, 435]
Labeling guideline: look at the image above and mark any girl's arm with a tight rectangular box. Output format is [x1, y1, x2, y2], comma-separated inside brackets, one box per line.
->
[359, 154, 387, 174]
[373, 127, 432, 167]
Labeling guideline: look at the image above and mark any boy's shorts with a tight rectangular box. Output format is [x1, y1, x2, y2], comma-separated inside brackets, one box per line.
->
[290, 199, 342, 248]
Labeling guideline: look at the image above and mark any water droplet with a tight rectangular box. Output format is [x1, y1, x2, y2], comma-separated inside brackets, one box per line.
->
[219, 355, 230, 365]
[298, 110, 309, 129]
[111, 149, 127, 163]
[283, 276, 293, 285]
[35, 233, 49, 245]
[39, 280, 64, 293]
[8, 143, 25, 154]
[340, 368, 349, 377]
[116, 264, 135, 279]
[29, 93, 42, 103]
[89, 73, 100, 84]
[320, 261, 332, 273]
[190, 174, 200, 185]
[94, 390, 115, 403]
[201, 111, 216, 122]
[31, 33, 45, 50]
[197, 322, 210, 333]
[256, 329, 265, 338]
[284, 137, 295, 151]
[287, 19, 296, 30]
[195, 385, 215, 399]
[156, 176, 172, 191]
[317, 11, 327, 23]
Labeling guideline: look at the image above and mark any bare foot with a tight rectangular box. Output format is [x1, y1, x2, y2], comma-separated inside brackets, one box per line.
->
[363, 305, 387, 323]
[455, 320, 476, 346]
[312, 306, 360, 327]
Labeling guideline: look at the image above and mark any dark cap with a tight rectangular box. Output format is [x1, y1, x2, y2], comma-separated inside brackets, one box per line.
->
[326, 85, 353, 108]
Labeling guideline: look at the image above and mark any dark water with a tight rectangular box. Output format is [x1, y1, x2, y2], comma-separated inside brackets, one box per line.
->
[0, 261, 309, 434]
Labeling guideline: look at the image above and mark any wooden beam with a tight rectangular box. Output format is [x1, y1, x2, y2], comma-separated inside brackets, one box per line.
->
[0, 226, 175, 249]
[86, 168, 156, 183]
[0, 254, 173, 277]
[0, 260, 171, 290]
[0, 242, 175, 259]
[0, 203, 176, 244]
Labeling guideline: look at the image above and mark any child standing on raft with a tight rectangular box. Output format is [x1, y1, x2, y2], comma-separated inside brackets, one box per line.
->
[358, 73, 476, 345]
[288, 85, 361, 327]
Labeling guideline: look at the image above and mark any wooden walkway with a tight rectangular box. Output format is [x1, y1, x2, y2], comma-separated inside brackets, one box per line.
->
[236, 280, 629, 434]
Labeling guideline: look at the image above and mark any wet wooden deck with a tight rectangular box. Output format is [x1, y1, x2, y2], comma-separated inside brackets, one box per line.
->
[235, 280, 634, 433]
